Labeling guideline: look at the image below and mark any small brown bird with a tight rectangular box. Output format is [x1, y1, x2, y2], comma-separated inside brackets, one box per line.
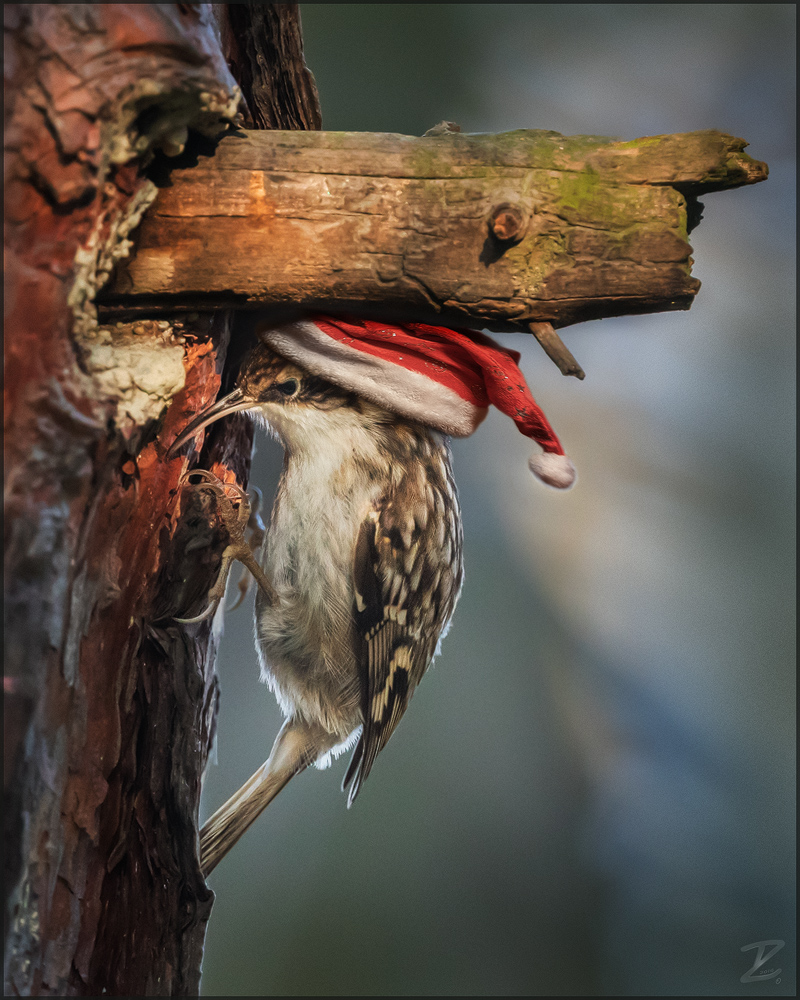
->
[172, 339, 464, 875]
[172, 315, 574, 875]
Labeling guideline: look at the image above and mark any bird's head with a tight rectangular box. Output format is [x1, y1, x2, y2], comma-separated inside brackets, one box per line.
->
[169, 344, 380, 456]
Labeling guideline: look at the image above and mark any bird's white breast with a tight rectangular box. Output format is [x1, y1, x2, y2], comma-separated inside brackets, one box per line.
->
[253, 408, 386, 735]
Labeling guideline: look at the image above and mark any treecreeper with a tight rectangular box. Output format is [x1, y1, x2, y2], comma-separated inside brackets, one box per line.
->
[170, 315, 576, 875]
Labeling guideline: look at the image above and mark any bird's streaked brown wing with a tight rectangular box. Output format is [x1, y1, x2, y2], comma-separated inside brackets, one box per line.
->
[343, 456, 462, 805]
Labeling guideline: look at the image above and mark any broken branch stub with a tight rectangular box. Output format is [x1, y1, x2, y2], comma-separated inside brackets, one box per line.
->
[104, 128, 766, 332]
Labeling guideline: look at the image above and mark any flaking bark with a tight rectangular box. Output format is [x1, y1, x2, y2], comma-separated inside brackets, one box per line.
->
[3, 4, 319, 995]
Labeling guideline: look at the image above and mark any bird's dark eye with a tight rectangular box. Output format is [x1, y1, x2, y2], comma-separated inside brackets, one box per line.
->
[276, 379, 299, 397]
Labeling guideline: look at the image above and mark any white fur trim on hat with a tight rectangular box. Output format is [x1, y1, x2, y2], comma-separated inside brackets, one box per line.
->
[528, 453, 577, 489]
[260, 320, 488, 437]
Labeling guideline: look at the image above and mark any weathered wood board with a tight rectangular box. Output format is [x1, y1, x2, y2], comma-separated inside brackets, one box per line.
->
[105, 128, 767, 330]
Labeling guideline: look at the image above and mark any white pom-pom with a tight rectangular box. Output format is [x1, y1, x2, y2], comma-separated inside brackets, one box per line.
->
[528, 452, 577, 489]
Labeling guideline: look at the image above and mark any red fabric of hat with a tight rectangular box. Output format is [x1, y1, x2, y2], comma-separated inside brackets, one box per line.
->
[259, 315, 576, 489]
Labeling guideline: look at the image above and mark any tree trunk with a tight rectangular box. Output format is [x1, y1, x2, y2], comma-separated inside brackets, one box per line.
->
[3, 4, 319, 995]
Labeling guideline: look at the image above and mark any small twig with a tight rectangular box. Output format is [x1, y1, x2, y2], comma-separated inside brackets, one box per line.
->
[529, 322, 585, 380]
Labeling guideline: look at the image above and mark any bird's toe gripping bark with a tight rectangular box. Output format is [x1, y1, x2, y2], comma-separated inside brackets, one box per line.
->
[174, 470, 277, 624]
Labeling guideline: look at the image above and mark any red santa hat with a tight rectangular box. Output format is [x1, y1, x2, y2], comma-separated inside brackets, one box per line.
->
[258, 315, 576, 489]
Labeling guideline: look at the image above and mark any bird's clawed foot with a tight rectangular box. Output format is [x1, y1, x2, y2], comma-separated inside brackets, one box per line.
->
[174, 470, 277, 624]
[226, 484, 268, 613]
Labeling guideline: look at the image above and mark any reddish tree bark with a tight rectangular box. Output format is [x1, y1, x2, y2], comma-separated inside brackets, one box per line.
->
[3, 4, 320, 994]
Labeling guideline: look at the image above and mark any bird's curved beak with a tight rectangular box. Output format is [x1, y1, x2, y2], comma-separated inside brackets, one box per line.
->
[168, 387, 253, 456]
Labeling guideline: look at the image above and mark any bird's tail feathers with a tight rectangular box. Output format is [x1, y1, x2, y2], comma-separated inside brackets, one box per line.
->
[199, 717, 335, 875]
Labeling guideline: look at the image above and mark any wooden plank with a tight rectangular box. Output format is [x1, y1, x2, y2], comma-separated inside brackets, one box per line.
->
[103, 128, 767, 330]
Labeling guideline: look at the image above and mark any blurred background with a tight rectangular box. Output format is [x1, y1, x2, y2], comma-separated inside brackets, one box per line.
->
[200, 5, 795, 995]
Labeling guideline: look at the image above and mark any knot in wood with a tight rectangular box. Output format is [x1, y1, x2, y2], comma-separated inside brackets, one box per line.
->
[489, 203, 527, 243]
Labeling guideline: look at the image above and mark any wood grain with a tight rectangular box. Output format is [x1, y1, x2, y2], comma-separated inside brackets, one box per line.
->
[105, 128, 767, 330]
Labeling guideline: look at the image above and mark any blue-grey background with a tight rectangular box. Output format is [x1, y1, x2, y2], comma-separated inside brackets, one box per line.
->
[200, 5, 795, 995]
